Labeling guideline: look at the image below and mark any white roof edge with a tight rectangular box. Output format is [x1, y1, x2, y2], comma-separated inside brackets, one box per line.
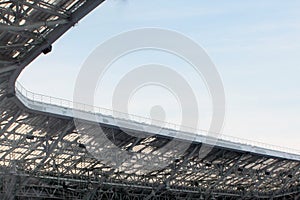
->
[15, 83, 300, 161]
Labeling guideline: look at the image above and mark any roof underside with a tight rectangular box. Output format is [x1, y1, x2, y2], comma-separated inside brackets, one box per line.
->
[0, 0, 300, 199]
[1, 78, 300, 199]
[0, 0, 104, 82]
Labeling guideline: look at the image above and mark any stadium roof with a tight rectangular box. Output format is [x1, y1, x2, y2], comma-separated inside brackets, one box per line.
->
[0, 1, 300, 199]
[0, 0, 104, 88]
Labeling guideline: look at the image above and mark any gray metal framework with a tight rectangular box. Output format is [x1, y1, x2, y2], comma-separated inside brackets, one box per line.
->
[0, 0, 300, 199]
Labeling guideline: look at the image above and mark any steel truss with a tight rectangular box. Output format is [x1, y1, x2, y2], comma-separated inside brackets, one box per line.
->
[0, 0, 300, 199]
[0, 78, 300, 199]
[0, 0, 105, 93]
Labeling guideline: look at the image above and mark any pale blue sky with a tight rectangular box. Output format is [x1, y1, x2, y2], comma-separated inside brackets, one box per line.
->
[18, 0, 300, 149]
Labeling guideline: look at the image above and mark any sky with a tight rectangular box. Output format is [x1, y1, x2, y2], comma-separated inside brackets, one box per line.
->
[18, 0, 300, 150]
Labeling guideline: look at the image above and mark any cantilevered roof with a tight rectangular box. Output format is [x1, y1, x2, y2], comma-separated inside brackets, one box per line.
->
[0, 1, 300, 199]
[0, 0, 104, 83]
[1, 79, 300, 199]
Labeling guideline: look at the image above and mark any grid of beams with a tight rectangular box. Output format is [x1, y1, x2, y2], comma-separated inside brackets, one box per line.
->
[0, 0, 80, 67]
[1, 78, 300, 199]
[0, 0, 300, 199]
[0, 0, 105, 94]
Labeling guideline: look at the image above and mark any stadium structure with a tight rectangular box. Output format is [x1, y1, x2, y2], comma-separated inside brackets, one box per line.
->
[0, 0, 300, 199]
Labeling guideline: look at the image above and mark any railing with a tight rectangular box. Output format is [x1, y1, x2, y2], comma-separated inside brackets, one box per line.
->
[15, 81, 300, 156]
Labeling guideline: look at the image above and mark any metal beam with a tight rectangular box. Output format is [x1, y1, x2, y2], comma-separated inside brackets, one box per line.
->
[7, 0, 106, 94]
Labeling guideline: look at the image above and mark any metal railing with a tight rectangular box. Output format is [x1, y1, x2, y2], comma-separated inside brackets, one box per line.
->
[15, 81, 300, 156]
